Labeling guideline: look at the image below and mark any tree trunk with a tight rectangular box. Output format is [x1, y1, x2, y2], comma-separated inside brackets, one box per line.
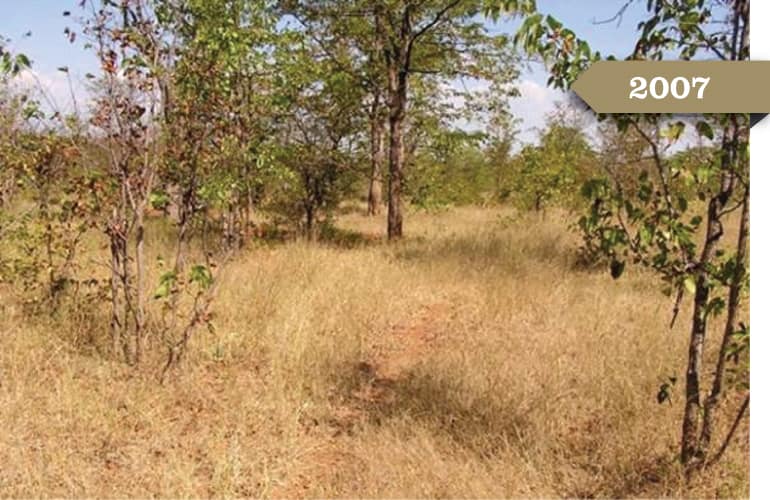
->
[699, 187, 749, 457]
[109, 213, 124, 359]
[368, 6, 386, 217]
[245, 182, 254, 240]
[305, 201, 315, 241]
[681, 1, 749, 470]
[387, 113, 405, 239]
[387, 65, 407, 240]
[681, 125, 739, 468]
[368, 101, 385, 216]
[134, 215, 146, 364]
[681, 265, 710, 467]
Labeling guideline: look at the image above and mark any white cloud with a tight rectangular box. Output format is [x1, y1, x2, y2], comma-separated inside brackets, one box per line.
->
[442, 74, 569, 145]
[509, 78, 563, 144]
[518, 79, 554, 104]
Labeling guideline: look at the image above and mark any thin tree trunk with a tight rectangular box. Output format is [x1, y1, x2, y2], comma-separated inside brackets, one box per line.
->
[681, 0, 748, 470]
[367, 6, 386, 218]
[368, 99, 385, 216]
[681, 127, 738, 467]
[120, 229, 135, 364]
[305, 202, 315, 241]
[699, 187, 749, 455]
[388, 114, 405, 239]
[387, 65, 407, 240]
[134, 214, 146, 364]
[245, 182, 254, 240]
[109, 213, 123, 359]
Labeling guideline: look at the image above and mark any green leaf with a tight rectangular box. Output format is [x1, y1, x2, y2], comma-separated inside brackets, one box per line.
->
[189, 264, 213, 289]
[545, 15, 562, 31]
[677, 195, 688, 213]
[662, 121, 686, 141]
[153, 271, 177, 299]
[154, 283, 170, 300]
[683, 276, 696, 295]
[639, 225, 653, 246]
[695, 121, 714, 140]
[16, 53, 31, 69]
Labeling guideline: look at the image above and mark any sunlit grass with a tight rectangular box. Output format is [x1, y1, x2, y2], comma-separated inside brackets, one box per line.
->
[0, 206, 748, 498]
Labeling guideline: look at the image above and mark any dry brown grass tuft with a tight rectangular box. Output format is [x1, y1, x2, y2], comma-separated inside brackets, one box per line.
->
[0, 206, 748, 498]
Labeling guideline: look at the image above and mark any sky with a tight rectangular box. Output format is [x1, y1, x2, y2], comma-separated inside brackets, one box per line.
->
[0, 0, 653, 144]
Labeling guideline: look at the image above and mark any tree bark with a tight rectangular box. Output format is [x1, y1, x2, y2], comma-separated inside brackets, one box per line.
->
[681, 125, 739, 468]
[680, 0, 748, 466]
[134, 215, 146, 364]
[368, 98, 385, 216]
[109, 214, 124, 359]
[387, 93, 406, 239]
[386, 52, 408, 239]
[305, 202, 315, 239]
[368, 9, 386, 217]
[383, 5, 412, 240]
[699, 186, 749, 456]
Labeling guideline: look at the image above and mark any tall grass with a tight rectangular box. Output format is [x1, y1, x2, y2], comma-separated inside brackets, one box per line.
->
[0, 207, 748, 498]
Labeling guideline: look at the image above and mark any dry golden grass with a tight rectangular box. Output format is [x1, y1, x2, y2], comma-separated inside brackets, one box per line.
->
[0, 206, 749, 498]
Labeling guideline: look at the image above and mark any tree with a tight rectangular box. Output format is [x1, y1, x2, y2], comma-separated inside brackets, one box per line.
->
[271, 36, 364, 238]
[510, 0, 749, 471]
[73, 0, 259, 371]
[81, 0, 170, 364]
[0, 36, 32, 208]
[143, 0, 280, 377]
[482, 94, 520, 202]
[154, 0, 276, 250]
[280, 1, 390, 216]
[1, 35, 106, 325]
[283, 0, 521, 238]
[376, 0, 523, 239]
[511, 104, 594, 213]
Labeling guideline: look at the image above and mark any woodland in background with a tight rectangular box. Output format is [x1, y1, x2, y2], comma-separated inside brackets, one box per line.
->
[0, 0, 749, 496]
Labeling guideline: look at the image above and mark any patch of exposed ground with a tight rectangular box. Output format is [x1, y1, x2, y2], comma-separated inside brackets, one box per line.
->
[280, 302, 454, 497]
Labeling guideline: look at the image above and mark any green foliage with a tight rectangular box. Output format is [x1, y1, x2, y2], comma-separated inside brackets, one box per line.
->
[503, 0, 750, 467]
[150, 189, 171, 211]
[154, 270, 178, 300]
[265, 26, 366, 235]
[189, 264, 214, 289]
[0, 36, 31, 77]
[153, 263, 212, 301]
[156, 0, 279, 245]
[0, 133, 104, 311]
[509, 108, 595, 212]
[408, 127, 490, 208]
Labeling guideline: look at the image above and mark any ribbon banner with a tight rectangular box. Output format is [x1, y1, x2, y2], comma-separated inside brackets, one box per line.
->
[571, 61, 770, 115]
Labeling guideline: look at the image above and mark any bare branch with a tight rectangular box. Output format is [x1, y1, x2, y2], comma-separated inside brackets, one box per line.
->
[592, 0, 636, 28]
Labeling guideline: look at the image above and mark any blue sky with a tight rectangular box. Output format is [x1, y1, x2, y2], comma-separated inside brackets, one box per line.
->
[1, 0, 651, 143]
[491, 0, 651, 141]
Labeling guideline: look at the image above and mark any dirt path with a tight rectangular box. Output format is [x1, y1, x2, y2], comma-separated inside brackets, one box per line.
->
[351, 302, 449, 407]
[281, 302, 453, 497]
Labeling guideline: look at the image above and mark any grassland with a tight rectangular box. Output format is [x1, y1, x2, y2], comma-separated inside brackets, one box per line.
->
[0, 206, 749, 498]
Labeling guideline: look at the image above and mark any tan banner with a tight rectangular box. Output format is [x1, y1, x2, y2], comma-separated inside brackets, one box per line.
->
[571, 61, 770, 114]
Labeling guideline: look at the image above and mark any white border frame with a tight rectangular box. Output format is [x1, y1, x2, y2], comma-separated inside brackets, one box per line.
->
[751, 1, 766, 497]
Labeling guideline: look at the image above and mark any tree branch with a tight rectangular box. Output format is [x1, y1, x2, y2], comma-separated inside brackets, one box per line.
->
[406, 0, 462, 63]
[592, 0, 636, 28]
